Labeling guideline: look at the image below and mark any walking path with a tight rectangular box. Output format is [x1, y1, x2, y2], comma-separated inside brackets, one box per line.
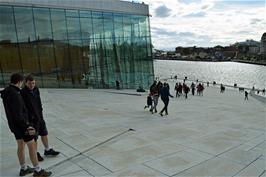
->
[0, 83, 265, 177]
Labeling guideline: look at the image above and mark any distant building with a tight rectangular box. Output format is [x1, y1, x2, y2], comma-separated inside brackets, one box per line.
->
[260, 33, 266, 55]
[234, 39, 260, 54]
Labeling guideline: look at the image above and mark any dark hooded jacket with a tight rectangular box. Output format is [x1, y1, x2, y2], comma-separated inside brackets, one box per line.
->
[0, 85, 30, 134]
[21, 86, 43, 130]
[160, 86, 173, 100]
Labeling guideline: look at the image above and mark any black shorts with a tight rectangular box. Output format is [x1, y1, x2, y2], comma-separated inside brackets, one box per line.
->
[34, 120, 48, 141]
[14, 131, 35, 143]
[39, 120, 48, 136]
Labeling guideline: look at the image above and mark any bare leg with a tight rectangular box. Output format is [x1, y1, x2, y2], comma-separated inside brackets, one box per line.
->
[35, 140, 38, 152]
[16, 140, 25, 166]
[26, 140, 38, 167]
[41, 136, 49, 150]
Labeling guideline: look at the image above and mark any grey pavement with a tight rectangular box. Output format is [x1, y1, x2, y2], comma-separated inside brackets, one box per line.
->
[0, 84, 265, 177]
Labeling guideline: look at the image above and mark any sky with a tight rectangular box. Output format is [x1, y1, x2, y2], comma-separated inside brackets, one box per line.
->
[125, 0, 265, 50]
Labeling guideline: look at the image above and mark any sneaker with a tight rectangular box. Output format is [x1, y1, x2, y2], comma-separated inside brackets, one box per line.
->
[44, 148, 60, 156]
[19, 166, 34, 176]
[33, 169, 52, 177]
[159, 112, 163, 116]
[37, 152, 44, 162]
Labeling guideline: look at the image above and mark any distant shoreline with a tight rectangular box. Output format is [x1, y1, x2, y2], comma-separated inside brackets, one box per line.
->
[154, 58, 266, 66]
[231, 60, 266, 66]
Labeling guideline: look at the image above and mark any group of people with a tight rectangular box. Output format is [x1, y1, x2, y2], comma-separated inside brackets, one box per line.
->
[174, 82, 205, 99]
[145, 80, 207, 116]
[1, 73, 60, 177]
[144, 81, 173, 116]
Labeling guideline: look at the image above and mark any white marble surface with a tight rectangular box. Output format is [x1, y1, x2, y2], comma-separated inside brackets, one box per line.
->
[0, 84, 265, 176]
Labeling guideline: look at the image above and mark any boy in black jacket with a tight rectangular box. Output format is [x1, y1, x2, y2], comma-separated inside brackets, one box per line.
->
[21, 75, 60, 162]
[1, 73, 51, 177]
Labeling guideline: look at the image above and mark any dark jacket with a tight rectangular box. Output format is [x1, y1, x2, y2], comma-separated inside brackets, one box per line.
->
[0, 85, 30, 134]
[21, 87, 43, 129]
[160, 86, 173, 100]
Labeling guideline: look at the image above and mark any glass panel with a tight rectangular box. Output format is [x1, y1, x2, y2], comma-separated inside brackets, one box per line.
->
[66, 10, 81, 40]
[92, 12, 103, 39]
[50, 9, 67, 40]
[114, 13, 123, 38]
[80, 10, 91, 18]
[68, 40, 85, 87]
[33, 7, 59, 87]
[132, 16, 140, 38]
[0, 6, 17, 43]
[0, 6, 21, 87]
[88, 39, 99, 87]
[14, 7, 36, 42]
[80, 11, 93, 39]
[37, 40, 59, 87]
[66, 10, 79, 17]
[33, 8, 52, 40]
[103, 12, 113, 39]
[93, 38, 107, 88]
[54, 40, 73, 87]
[139, 16, 148, 37]
[123, 15, 132, 38]
[14, 6, 42, 84]
[81, 39, 91, 86]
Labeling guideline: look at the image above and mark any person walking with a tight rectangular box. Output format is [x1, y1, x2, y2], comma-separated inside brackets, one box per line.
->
[245, 91, 248, 100]
[144, 93, 153, 111]
[150, 83, 160, 113]
[21, 75, 60, 162]
[0, 73, 51, 177]
[116, 80, 120, 90]
[191, 82, 195, 96]
[183, 83, 190, 99]
[159, 83, 173, 116]
[220, 84, 225, 93]
[178, 83, 182, 97]
[174, 83, 179, 97]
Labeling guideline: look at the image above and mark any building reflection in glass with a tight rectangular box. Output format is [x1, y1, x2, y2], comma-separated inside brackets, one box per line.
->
[0, 5, 154, 88]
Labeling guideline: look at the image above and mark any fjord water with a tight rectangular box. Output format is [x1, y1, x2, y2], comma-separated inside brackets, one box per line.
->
[154, 60, 266, 89]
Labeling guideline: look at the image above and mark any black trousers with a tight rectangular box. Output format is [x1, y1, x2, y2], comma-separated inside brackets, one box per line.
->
[160, 99, 169, 114]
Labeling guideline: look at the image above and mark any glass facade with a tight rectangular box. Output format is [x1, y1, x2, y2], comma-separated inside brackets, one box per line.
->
[0, 5, 154, 88]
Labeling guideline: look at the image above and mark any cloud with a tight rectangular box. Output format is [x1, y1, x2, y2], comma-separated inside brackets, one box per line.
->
[183, 12, 206, 18]
[250, 18, 263, 25]
[178, 0, 202, 4]
[154, 5, 172, 17]
[178, 32, 196, 37]
[125, 0, 264, 49]
[201, 5, 209, 9]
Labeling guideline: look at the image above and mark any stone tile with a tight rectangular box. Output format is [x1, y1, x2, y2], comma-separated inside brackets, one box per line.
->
[175, 157, 245, 176]
[56, 170, 92, 177]
[88, 142, 186, 172]
[110, 165, 168, 177]
[144, 149, 212, 176]
[220, 147, 263, 165]
[71, 156, 112, 176]
[235, 158, 265, 177]
[48, 161, 83, 177]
